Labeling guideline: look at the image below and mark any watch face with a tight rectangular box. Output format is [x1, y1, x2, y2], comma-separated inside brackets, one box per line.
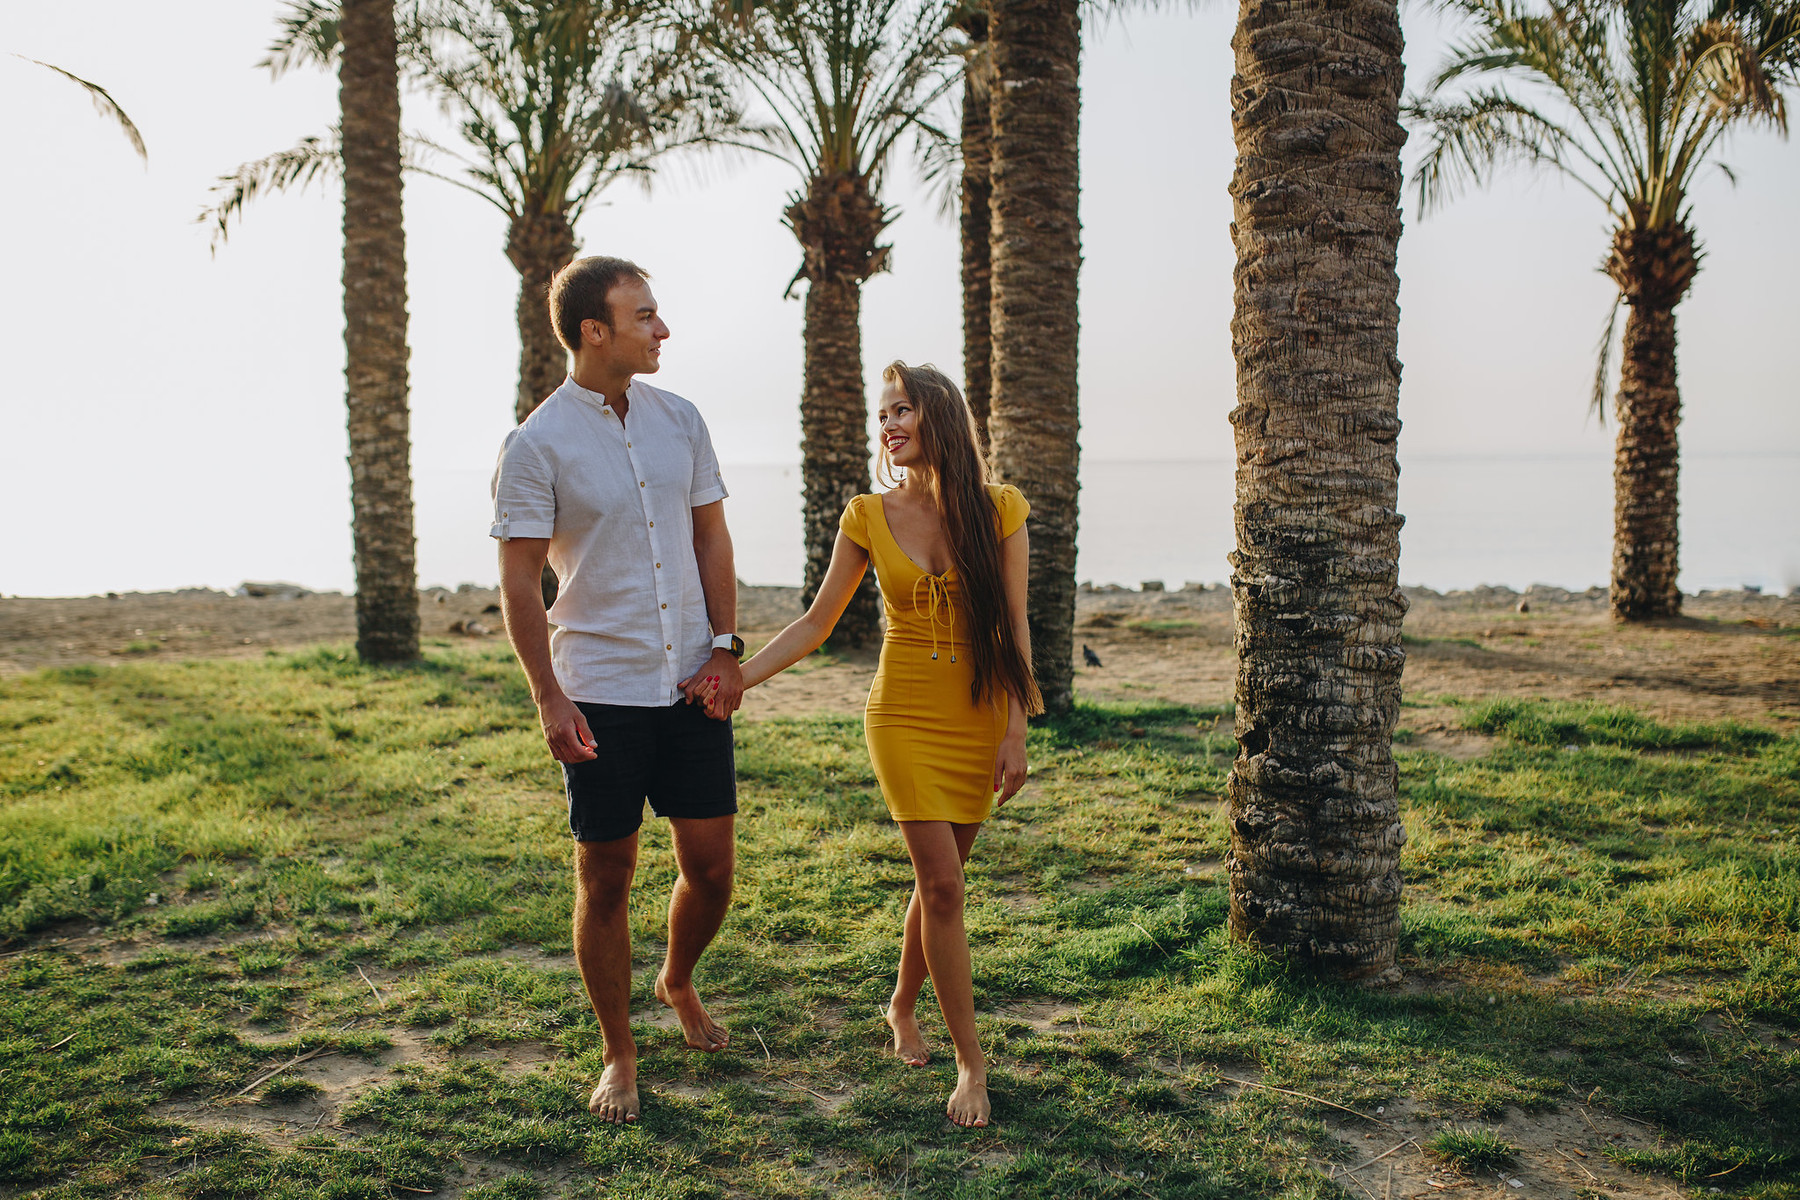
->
[730, 635, 745, 659]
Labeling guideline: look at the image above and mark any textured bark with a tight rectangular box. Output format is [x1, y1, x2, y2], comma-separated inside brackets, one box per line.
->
[986, 0, 1080, 713]
[508, 209, 580, 423]
[1223, 0, 1409, 980]
[340, 0, 419, 664]
[1605, 225, 1695, 622]
[788, 172, 887, 647]
[959, 24, 993, 451]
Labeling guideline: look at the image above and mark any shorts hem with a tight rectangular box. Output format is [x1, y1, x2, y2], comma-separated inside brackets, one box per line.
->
[646, 800, 739, 822]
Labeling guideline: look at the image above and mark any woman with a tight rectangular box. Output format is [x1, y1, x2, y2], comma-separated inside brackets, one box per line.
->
[726, 360, 1042, 1127]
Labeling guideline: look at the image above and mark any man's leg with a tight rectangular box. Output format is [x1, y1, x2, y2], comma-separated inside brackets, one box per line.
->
[574, 834, 640, 1122]
[654, 815, 735, 1051]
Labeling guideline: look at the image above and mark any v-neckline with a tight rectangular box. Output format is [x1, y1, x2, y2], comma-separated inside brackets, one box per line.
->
[875, 493, 954, 579]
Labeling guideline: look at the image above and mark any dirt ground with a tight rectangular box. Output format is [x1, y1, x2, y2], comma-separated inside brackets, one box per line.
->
[5, 581, 1795, 735]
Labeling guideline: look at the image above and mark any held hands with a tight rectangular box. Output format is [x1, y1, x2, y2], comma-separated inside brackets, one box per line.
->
[539, 691, 598, 763]
[992, 732, 1028, 806]
[678, 650, 744, 720]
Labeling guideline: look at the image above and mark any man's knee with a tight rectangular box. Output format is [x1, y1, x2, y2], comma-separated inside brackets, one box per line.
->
[575, 841, 636, 913]
[681, 851, 735, 900]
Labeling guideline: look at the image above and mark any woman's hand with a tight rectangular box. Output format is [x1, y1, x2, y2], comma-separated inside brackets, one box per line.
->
[992, 731, 1028, 806]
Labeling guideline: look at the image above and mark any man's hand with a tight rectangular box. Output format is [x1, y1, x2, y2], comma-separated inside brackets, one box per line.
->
[539, 691, 598, 762]
[992, 732, 1028, 806]
[678, 651, 743, 720]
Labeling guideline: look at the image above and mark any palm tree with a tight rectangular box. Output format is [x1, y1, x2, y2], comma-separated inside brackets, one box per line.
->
[14, 55, 147, 162]
[952, 6, 992, 449]
[342, 0, 421, 662]
[983, 0, 1080, 711]
[703, 0, 959, 646]
[207, 0, 739, 422]
[1407, 0, 1800, 620]
[1223, 0, 1410, 980]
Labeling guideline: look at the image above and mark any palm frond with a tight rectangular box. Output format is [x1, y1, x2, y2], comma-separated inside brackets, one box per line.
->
[1411, 0, 1800, 230]
[198, 131, 342, 251]
[19, 56, 147, 162]
[692, 0, 961, 186]
[1404, 89, 1618, 214]
[1590, 289, 1624, 421]
[912, 114, 961, 219]
[260, 0, 344, 77]
[227, 0, 746, 237]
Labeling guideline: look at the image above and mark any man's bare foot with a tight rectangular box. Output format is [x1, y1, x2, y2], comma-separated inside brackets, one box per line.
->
[588, 1061, 639, 1124]
[885, 1004, 930, 1066]
[655, 974, 729, 1051]
[946, 1067, 990, 1128]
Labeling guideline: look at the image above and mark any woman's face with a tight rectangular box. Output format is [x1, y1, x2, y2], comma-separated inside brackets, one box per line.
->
[877, 381, 923, 469]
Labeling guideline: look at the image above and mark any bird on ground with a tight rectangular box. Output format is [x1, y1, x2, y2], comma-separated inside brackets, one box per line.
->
[1082, 645, 1103, 668]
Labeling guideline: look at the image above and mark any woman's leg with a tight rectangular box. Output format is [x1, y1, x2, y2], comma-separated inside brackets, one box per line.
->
[888, 822, 982, 1066]
[897, 819, 989, 1127]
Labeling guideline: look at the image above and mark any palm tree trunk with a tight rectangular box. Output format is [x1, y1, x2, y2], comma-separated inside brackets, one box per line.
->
[799, 274, 882, 646]
[340, 0, 419, 664]
[787, 174, 887, 647]
[1223, 0, 1409, 981]
[959, 33, 993, 451]
[986, 0, 1080, 713]
[508, 209, 579, 424]
[1605, 225, 1695, 622]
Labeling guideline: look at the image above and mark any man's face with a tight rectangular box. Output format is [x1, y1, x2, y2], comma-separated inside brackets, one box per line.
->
[587, 277, 669, 375]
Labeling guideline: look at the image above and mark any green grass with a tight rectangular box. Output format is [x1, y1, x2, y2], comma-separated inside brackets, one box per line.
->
[1425, 1126, 1518, 1172]
[1465, 697, 1780, 753]
[1, 651, 1796, 1198]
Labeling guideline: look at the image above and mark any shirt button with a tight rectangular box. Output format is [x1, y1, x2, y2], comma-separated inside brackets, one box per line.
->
[661, 603, 667, 610]
[655, 562, 661, 569]
[648, 521, 654, 528]
[640, 481, 646, 487]
[666, 644, 673, 651]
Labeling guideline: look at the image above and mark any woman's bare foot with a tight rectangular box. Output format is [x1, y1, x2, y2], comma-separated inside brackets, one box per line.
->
[946, 1067, 990, 1128]
[655, 973, 730, 1051]
[885, 1004, 930, 1066]
[588, 1061, 639, 1124]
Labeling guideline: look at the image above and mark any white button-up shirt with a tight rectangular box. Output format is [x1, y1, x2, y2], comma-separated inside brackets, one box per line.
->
[490, 376, 728, 706]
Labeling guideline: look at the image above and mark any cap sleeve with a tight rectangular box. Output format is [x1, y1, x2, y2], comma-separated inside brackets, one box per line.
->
[991, 483, 1030, 538]
[839, 494, 871, 549]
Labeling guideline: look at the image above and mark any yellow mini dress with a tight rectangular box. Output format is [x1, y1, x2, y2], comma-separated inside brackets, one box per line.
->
[839, 483, 1030, 824]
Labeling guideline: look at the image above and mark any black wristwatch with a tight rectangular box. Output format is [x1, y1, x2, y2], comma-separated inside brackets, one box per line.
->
[712, 633, 745, 659]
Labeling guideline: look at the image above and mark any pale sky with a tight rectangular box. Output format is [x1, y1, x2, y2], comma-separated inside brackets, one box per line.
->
[2, 1, 1796, 597]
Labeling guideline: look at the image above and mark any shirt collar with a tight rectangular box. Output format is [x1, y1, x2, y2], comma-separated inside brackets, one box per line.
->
[564, 375, 638, 414]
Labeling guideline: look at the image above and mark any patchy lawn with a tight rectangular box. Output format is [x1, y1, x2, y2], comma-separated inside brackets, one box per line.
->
[1, 648, 1795, 1198]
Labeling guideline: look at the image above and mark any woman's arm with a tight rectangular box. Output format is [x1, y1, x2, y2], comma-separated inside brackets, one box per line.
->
[738, 532, 871, 690]
[992, 525, 1032, 804]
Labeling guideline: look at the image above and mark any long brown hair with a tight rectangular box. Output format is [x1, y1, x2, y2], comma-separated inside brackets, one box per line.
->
[879, 362, 1043, 715]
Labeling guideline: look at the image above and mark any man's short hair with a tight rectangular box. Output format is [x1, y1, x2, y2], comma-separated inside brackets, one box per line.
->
[548, 256, 651, 353]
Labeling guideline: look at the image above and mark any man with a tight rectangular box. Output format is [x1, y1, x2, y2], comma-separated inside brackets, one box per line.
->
[491, 256, 746, 1125]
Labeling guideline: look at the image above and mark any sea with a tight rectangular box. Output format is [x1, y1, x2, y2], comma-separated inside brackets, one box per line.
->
[413, 452, 1800, 596]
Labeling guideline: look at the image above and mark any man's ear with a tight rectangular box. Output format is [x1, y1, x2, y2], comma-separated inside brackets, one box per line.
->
[581, 317, 607, 348]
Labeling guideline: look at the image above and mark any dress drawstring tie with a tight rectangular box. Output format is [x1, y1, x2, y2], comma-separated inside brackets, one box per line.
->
[910, 573, 957, 664]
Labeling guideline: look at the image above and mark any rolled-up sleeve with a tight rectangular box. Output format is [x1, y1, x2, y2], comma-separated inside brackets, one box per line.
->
[489, 430, 557, 540]
[686, 409, 728, 508]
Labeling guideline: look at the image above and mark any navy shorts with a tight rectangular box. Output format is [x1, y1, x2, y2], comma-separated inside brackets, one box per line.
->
[562, 700, 737, 842]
